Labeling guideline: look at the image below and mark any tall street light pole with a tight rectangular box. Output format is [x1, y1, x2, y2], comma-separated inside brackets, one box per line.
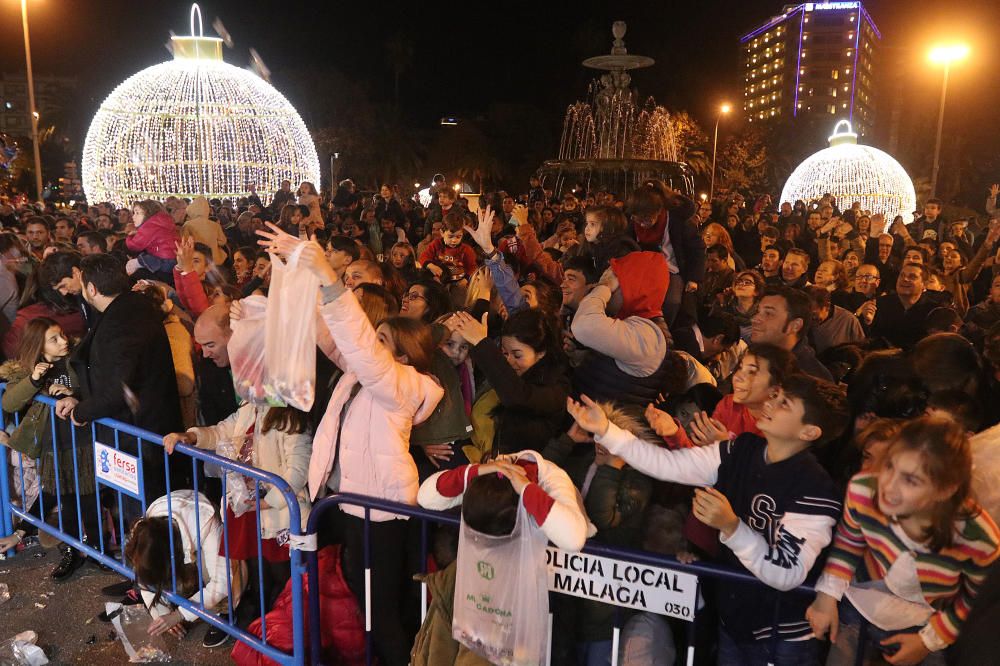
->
[928, 43, 969, 199]
[19, 0, 44, 203]
[710, 103, 732, 200]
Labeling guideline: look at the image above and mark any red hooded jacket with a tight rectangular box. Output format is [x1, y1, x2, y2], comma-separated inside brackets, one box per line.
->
[609, 251, 670, 320]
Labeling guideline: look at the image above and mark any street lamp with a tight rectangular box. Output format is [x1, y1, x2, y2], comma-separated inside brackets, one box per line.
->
[18, 0, 44, 203]
[709, 103, 732, 200]
[927, 43, 969, 198]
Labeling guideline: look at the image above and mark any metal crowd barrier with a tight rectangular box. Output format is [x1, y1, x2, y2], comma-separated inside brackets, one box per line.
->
[0, 389, 307, 666]
[305, 492, 821, 666]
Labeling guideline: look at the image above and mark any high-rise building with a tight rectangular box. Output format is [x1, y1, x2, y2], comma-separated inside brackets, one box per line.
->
[0, 72, 75, 137]
[740, 2, 880, 136]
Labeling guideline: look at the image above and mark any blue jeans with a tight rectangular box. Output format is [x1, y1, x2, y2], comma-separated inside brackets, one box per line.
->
[826, 599, 946, 666]
[717, 624, 819, 666]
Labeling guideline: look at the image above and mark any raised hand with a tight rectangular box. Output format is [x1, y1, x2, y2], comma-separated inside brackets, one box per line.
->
[598, 267, 620, 293]
[465, 205, 496, 254]
[493, 460, 531, 494]
[511, 203, 529, 227]
[444, 311, 489, 346]
[566, 395, 609, 438]
[644, 403, 679, 439]
[175, 236, 196, 273]
[986, 219, 1000, 246]
[689, 411, 729, 446]
[256, 221, 301, 258]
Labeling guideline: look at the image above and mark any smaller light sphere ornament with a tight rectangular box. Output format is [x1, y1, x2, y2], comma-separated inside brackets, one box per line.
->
[82, 4, 319, 206]
[780, 120, 916, 223]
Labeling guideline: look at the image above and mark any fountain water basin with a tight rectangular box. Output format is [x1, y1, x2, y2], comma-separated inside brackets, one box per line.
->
[538, 21, 693, 198]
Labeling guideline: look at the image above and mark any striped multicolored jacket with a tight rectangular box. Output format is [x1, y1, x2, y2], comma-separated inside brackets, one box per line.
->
[818, 472, 1000, 647]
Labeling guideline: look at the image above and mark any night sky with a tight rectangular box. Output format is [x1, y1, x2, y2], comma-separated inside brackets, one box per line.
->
[1, 0, 998, 157]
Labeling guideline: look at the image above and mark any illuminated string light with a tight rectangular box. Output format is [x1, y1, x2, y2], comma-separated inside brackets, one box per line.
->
[82, 5, 319, 206]
[780, 120, 915, 222]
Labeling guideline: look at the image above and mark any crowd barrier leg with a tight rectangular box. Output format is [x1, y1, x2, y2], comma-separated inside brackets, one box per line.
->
[0, 446, 12, 556]
[686, 581, 700, 666]
[0, 387, 308, 665]
[362, 507, 372, 666]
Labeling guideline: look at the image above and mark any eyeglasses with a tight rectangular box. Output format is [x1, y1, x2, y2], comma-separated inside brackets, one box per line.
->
[734, 278, 756, 287]
[856, 275, 880, 282]
[402, 291, 426, 302]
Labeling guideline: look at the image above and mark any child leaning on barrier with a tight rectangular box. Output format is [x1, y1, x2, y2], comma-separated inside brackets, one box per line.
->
[806, 416, 1000, 666]
[126, 490, 239, 640]
[567, 373, 849, 666]
[413, 450, 592, 665]
[0, 316, 96, 582]
[162, 404, 312, 622]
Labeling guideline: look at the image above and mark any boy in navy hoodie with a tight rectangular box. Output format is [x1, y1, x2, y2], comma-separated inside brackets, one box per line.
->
[567, 373, 848, 665]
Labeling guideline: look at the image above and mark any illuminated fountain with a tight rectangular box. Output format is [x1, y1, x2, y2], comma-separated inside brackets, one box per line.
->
[538, 21, 693, 197]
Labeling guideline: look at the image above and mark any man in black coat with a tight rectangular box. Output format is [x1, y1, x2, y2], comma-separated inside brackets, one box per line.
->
[55, 254, 182, 505]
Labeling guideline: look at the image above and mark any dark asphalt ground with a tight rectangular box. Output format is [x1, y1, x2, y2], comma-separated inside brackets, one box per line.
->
[0, 544, 233, 665]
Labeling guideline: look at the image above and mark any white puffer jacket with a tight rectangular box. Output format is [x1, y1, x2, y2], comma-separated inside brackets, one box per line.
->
[308, 284, 443, 521]
[140, 491, 239, 622]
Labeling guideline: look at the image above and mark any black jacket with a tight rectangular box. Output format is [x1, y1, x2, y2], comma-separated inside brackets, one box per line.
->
[469, 340, 570, 457]
[630, 195, 706, 284]
[70, 291, 182, 436]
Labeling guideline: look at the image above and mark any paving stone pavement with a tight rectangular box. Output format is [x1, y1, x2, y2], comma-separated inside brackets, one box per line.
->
[0, 544, 234, 665]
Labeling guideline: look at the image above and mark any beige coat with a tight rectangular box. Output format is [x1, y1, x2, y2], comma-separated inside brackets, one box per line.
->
[163, 311, 197, 428]
[182, 196, 228, 265]
[189, 403, 312, 537]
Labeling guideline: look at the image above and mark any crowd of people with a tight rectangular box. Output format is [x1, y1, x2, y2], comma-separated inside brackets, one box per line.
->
[1, 174, 1000, 665]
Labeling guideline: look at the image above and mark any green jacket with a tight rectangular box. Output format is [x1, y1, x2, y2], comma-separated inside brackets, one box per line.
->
[1, 360, 93, 494]
[410, 562, 491, 666]
[541, 409, 658, 643]
[410, 350, 472, 446]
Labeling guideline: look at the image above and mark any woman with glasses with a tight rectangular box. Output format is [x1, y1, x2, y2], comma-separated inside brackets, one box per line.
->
[711, 270, 764, 343]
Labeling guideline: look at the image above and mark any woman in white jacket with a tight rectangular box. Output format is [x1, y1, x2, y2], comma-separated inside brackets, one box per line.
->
[127, 491, 241, 641]
[258, 223, 444, 666]
[163, 404, 312, 626]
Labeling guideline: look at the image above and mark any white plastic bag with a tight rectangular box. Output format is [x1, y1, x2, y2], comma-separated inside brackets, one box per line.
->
[216, 438, 256, 518]
[10, 451, 38, 513]
[264, 243, 319, 411]
[228, 295, 271, 405]
[107, 602, 171, 663]
[453, 495, 549, 666]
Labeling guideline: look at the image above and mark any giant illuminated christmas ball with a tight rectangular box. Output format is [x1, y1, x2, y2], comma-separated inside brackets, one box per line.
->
[780, 120, 916, 222]
[82, 6, 319, 206]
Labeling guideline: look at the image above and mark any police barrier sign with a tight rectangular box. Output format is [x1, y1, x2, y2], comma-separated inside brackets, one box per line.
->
[546, 547, 698, 621]
[94, 441, 141, 499]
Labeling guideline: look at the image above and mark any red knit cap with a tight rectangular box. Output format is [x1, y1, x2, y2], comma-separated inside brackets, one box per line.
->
[610, 251, 669, 320]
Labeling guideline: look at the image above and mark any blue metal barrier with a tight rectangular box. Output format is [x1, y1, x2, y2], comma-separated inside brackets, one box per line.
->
[0, 389, 308, 666]
[304, 492, 819, 666]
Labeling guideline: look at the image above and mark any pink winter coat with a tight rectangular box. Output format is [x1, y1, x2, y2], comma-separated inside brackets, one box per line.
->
[308, 286, 443, 521]
[126, 210, 180, 260]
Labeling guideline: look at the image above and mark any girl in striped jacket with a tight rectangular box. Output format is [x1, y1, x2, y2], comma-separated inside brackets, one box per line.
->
[807, 416, 1000, 665]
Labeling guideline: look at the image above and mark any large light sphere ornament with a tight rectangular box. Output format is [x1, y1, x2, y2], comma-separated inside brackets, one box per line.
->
[780, 120, 916, 222]
[81, 5, 319, 206]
